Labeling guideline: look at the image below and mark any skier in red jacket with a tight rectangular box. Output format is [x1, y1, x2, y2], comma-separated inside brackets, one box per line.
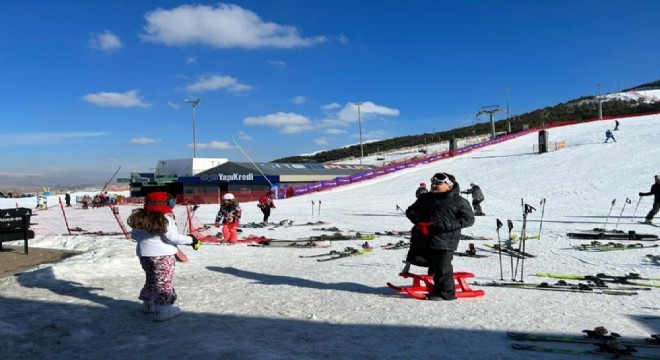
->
[258, 191, 276, 223]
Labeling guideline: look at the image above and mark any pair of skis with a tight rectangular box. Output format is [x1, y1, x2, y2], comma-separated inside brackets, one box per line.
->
[301, 245, 372, 261]
[472, 280, 640, 296]
[573, 241, 659, 251]
[536, 272, 660, 288]
[511, 328, 660, 359]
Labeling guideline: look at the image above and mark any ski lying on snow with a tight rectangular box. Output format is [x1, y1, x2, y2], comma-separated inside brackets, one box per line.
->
[638, 221, 659, 228]
[508, 331, 660, 348]
[471, 281, 638, 295]
[315, 247, 372, 262]
[573, 241, 659, 251]
[483, 244, 535, 258]
[511, 343, 660, 359]
[566, 230, 658, 241]
[535, 273, 660, 288]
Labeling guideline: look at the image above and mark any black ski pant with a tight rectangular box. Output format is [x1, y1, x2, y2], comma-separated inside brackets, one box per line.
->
[427, 249, 456, 300]
[472, 199, 484, 215]
[647, 200, 660, 221]
[261, 207, 271, 222]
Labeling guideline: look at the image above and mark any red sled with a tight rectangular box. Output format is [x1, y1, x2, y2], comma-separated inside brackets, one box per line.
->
[386, 271, 484, 299]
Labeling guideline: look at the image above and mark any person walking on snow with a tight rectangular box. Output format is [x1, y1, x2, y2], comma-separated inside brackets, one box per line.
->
[604, 129, 616, 143]
[405, 172, 474, 301]
[215, 193, 242, 242]
[614, 120, 620, 131]
[127, 192, 201, 322]
[415, 183, 428, 198]
[639, 175, 660, 224]
[462, 183, 485, 216]
[65, 192, 71, 207]
[258, 191, 276, 223]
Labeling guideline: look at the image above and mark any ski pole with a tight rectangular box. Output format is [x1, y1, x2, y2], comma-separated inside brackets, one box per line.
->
[311, 200, 315, 221]
[395, 205, 405, 214]
[630, 197, 642, 221]
[538, 198, 546, 241]
[614, 198, 631, 230]
[507, 219, 514, 281]
[602, 199, 616, 230]
[518, 204, 536, 282]
[318, 200, 322, 220]
[496, 219, 503, 280]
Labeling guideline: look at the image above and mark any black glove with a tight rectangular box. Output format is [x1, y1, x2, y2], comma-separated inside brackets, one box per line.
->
[639, 192, 644, 197]
[191, 236, 202, 250]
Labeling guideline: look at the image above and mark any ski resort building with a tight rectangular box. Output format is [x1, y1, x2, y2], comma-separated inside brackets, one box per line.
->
[126, 158, 377, 203]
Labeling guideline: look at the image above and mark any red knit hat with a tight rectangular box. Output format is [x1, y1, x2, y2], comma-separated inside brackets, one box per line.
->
[144, 192, 174, 214]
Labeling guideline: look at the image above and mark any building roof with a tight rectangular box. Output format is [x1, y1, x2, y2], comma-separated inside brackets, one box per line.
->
[198, 161, 377, 177]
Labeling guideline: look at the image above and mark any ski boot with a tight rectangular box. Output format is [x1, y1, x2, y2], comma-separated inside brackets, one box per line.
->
[142, 301, 155, 314]
[153, 305, 181, 322]
[598, 338, 637, 356]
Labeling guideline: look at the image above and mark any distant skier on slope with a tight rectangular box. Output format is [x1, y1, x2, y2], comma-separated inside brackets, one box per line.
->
[415, 183, 428, 198]
[604, 129, 616, 143]
[405, 172, 474, 301]
[462, 183, 485, 216]
[639, 175, 660, 224]
[614, 120, 620, 131]
[257, 190, 276, 223]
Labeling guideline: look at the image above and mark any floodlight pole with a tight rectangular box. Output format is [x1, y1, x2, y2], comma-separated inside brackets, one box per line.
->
[596, 83, 603, 120]
[184, 99, 201, 158]
[504, 86, 511, 133]
[354, 102, 364, 165]
[477, 105, 504, 140]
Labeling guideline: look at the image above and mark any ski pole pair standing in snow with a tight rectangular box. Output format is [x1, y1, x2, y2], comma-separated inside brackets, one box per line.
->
[128, 192, 202, 322]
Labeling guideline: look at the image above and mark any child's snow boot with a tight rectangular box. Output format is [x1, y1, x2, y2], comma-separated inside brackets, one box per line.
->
[153, 305, 181, 322]
[142, 301, 155, 314]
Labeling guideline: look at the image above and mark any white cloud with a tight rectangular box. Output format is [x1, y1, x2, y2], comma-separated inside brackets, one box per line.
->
[89, 30, 123, 52]
[290, 96, 308, 104]
[337, 102, 400, 122]
[81, 90, 151, 108]
[337, 34, 349, 45]
[186, 56, 197, 64]
[140, 4, 327, 49]
[238, 131, 253, 141]
[243, 112, 313, 134]
[321, 102, 341, 111]
[268, 60, 286, 70]
[0, 132, 110, 145]
[314, 137, 330, 145]
[324, 128, 346, 135]
[195, 141, 232, 149]
[167, 101, 180, 109]
[130, 137, 160, 144]
[184, 74, 252, 93]
[320, 101, 400, 127]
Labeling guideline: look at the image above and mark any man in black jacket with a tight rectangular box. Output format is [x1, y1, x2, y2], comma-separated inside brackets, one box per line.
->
[640, 175, 660, 224]
[462, 183, 485, 216]
[405, 172, 475, 301]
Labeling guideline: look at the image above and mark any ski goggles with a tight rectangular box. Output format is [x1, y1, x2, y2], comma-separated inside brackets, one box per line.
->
[430, 173, 453, 187]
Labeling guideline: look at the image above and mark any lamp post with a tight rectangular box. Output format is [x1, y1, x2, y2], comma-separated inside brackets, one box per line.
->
[504, 86, 511, 133]
[183, 98, 201, 158]
[354, 102, 364, 165]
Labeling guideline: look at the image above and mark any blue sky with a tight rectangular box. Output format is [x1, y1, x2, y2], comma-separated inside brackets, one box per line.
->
[1, 1, 659, 184]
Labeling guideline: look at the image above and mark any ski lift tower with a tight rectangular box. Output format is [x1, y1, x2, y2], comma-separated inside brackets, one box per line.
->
[477, 105, 503, 140]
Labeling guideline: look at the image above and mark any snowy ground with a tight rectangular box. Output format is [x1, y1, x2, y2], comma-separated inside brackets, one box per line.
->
[1, 115, 659, 359]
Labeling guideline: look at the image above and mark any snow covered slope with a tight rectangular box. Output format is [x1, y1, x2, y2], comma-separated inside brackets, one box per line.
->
[1, 114, 659, 360]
